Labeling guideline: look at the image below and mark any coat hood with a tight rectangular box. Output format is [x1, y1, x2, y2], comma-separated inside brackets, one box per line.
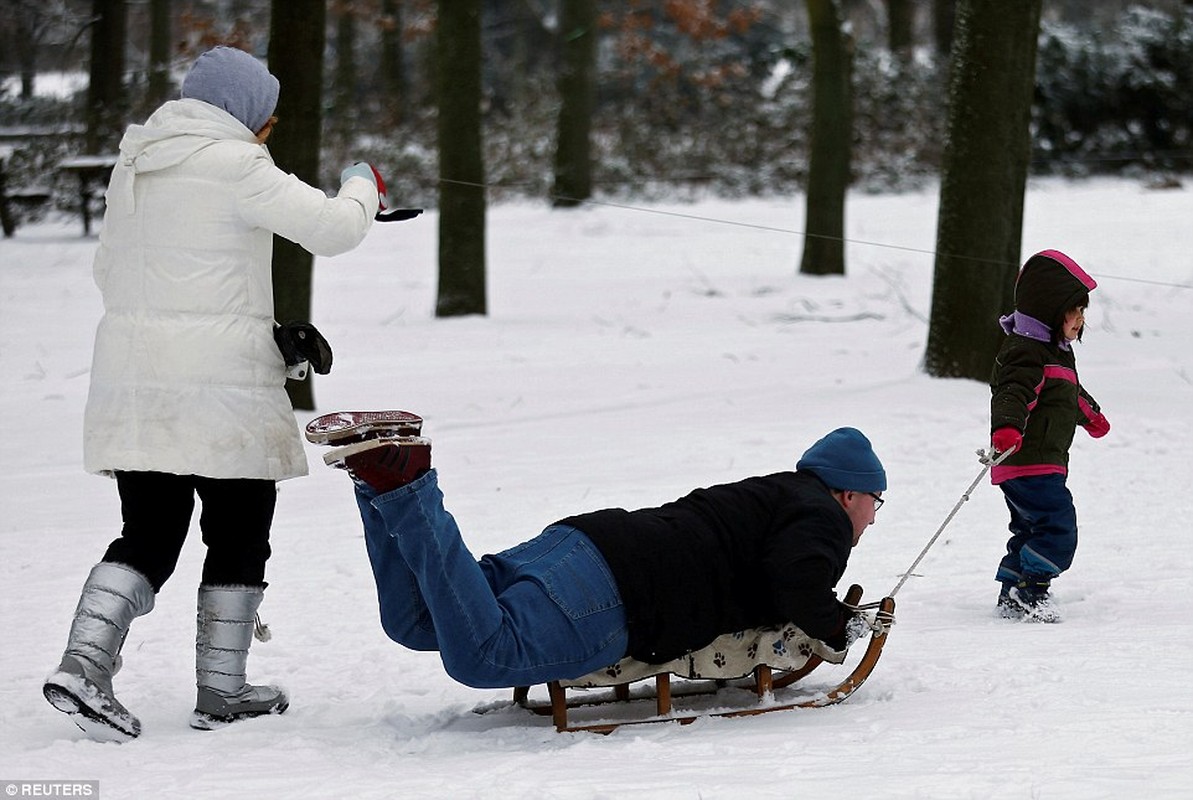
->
[117, 99, 260, 176]
[110, 99, 263, 213]
[1012, 249, 1097, 326]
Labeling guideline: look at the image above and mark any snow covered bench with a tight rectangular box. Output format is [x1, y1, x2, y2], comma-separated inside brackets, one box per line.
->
[513, 585, 896, 733]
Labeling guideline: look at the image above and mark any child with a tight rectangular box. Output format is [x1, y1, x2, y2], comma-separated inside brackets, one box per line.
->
[42, 47, 387, 741]
[989, 249, 1110, 622]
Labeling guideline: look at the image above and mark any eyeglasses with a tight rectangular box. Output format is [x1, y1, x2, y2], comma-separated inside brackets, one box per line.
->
[866, 492, 884, 512]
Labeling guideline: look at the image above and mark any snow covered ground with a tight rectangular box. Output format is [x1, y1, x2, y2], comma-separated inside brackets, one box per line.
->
[1, 178, 1191, 798]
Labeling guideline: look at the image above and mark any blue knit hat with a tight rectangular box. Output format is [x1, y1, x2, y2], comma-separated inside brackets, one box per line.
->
[181, 46, 280, 133]
[796, 428, 887, 492]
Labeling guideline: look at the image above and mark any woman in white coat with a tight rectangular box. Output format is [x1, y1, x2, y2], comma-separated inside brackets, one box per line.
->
[43, 47, 385, 741]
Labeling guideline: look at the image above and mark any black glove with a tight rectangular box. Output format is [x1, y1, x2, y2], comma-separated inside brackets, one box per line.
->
[274, 322, 333, 376]
[376, 207, 423, 222]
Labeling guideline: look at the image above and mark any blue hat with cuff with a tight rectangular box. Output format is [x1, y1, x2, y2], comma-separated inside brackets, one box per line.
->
[181, 46, 280, 133]
[796, 427, 887, 493]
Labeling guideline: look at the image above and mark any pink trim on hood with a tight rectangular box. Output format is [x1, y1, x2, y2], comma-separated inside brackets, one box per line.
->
[1033, 249, 1097, 292]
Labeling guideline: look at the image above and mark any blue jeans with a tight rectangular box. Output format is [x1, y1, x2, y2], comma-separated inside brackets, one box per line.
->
[356, 469, 629, 688]
[996, 474, 1078, 586]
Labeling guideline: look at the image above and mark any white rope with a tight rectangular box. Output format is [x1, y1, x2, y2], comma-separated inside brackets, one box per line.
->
[845, 601, 896, 634]
[886, 447, 1013, 599]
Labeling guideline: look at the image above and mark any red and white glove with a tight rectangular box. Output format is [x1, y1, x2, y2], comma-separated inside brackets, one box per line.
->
[368, 164, 388, 211]
[991, 427, 1023, 456]
[340, 162, 390, 211]
[1085, 412, 1110, 439]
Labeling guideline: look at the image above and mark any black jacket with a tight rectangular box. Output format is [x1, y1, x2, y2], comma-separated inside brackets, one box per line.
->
[991, 335, 1100, 475]
[559, 470, 853, 664]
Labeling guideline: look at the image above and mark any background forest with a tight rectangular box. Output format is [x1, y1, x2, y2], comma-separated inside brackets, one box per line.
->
[3, 0, 1191, 400]
[2, 0, 1191, 211]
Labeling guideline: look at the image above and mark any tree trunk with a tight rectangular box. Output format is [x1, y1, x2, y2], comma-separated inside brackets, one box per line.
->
[268, 1, 326, 410]
[86, 0, 128, 154]
[924, 0, 1042, 381]
[13, 4, 42, 100]
[332, 2, 358, 132]
[379, 0, 407, 125]
[799, 0, 853, 277]
[436, 0, 487, 317]
[886, 0, 915, 60]
[146, 0, 172, 111]
[933, 0, 957, 59]
[551, 0, 597, 208]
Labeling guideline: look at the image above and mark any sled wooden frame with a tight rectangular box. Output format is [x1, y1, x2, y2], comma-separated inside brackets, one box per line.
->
[512, 587, 896, 734]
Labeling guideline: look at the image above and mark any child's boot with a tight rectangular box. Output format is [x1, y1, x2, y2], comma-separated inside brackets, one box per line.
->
[191, 585, 289, 729]
[43, 562, 156, 741]
[996, 583, 1024, 619]
[1008, 578, 1061, 623]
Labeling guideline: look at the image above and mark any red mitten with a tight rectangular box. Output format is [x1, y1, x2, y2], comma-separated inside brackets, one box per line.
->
[1085, 412, 1110, 439]
[991, 427, 1023, 455]
[367, 164, 389, 211]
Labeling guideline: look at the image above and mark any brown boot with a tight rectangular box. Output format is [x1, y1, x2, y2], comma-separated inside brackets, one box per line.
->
[324, 436, 432, 493]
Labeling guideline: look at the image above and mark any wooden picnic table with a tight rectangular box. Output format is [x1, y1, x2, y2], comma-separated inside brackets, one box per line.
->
[58, 154, 119, 236]
[0, 127, 87, 238]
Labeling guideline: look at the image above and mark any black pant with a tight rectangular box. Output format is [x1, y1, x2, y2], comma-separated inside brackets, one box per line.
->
[102, 471, 277, 592]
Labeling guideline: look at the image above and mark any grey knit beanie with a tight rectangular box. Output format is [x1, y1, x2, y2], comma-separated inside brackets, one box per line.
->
[181, 46, 280, 133]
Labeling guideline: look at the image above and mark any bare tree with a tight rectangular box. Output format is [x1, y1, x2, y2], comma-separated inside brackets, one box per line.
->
[436, 0, 487, 317]
[268, 0, 326, 409]
[331, 0, 360, 134]
[85, 0, 127, 153]
[552, 0, 597, 208]
[145, 0, 172, 111]
[378, 0, 407, 124]
[799, 0, 853, 276]
[4, 0, 65, 100]
[924, 0, 1043, 381]
[933, 0, 957, 58]
[886, 0, 914, 60]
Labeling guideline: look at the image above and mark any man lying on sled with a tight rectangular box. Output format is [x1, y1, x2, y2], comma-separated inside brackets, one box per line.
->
[308, 415, 886, 689]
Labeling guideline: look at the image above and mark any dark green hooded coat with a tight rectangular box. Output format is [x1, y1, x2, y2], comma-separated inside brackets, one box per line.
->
[990, 250, 1103, 484]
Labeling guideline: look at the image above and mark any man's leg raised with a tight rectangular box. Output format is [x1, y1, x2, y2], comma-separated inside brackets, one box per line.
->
[354, 486, 438, 651]
[369, 470, 515, 686]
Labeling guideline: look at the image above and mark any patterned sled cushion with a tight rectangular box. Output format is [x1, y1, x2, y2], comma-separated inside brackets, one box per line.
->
[561, 622, 847, 688]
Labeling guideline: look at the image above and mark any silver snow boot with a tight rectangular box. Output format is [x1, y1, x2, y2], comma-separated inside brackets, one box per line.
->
[43, 562, 156, 741]
[191, 585, 289, 729]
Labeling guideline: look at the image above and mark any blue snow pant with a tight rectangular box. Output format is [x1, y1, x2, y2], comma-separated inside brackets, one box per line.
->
[356, 469, 629, 688]
[995, 474, 1078, 587]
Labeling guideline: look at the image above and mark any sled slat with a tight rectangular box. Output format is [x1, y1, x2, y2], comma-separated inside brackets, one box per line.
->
[523, 593, 895, 733]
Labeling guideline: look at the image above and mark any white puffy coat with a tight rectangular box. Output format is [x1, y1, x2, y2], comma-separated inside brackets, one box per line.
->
[83, 99, 378, 481]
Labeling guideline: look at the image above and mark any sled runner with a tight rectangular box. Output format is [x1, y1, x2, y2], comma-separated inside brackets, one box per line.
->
[305, 410, 423, 445]
[512, 585, 895, 734]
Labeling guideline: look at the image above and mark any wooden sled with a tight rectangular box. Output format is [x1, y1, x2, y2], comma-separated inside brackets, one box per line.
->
[512, 585, 896, 734]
